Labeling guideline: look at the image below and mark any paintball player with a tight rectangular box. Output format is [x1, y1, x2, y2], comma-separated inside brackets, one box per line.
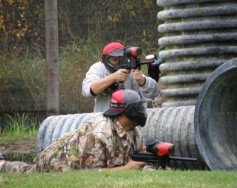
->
[0, 89, 147, 173]
[82, 41, 160, 112]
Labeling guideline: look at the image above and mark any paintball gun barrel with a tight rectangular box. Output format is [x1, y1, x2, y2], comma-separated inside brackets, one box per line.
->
[120, 46, 163, 70]
[120, 46, 164, 82]
[104, 46, 164, 94]
[130, 140, 198, 169]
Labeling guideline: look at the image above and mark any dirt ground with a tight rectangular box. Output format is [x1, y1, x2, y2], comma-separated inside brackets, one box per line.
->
[0, 138, 36, 162]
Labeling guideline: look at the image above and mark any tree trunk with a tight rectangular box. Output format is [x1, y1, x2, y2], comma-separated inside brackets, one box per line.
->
[45, 0, 59, 115]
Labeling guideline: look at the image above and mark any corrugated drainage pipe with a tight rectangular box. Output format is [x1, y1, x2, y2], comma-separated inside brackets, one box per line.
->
[157, 0, 237, 107]
[36, 113, 97, 152]
[143, 107, 206, 169]
[195, 58, 237, 171]
[36, 108, 206, 169]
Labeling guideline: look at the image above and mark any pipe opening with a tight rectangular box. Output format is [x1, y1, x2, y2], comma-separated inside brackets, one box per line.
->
[195, 58, 237, 170]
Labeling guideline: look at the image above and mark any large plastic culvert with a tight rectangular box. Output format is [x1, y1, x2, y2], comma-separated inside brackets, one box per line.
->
[142, 106, 206, 169]
[35, 113, 97, 152]
[195, 58, 237, 171]
[157, 0, 237, 107]
[35, 108, 206, 169]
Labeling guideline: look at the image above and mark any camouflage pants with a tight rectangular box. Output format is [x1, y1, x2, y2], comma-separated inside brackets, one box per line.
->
[0, 161, 37, 173]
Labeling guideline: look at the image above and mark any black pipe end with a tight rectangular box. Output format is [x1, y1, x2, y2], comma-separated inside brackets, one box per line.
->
[195, 58, 237, 171]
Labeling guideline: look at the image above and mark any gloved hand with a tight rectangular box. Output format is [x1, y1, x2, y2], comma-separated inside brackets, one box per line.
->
[131, 69, 146, 86]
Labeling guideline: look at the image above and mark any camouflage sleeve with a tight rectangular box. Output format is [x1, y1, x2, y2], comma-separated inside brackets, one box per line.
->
[134, 127, 146, 152]
[0, 161, 36, 173]
[78, 134, 107, 169]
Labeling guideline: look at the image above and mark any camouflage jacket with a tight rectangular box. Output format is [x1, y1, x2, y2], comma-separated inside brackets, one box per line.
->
[33, 113, 145, 172]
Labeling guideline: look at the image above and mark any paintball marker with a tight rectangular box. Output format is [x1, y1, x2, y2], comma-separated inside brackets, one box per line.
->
[120, 46, 156, 69]
[130, 140, 198, 169]
[120, 46, 165, 82]
[104, 46, 165, 94]
[119, 47, 143, 70]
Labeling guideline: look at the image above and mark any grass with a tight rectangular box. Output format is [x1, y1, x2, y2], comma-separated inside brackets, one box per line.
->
[0, 170, 237, 188]
[0, 113, 38, 162]
[0, 116, 236, 188]
[0, 36, 102, 114]
[0, 113, 38, 144]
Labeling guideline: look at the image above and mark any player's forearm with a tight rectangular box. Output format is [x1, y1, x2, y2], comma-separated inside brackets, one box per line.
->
[90, 74, 116, 95]
[100, 160, 146, 172]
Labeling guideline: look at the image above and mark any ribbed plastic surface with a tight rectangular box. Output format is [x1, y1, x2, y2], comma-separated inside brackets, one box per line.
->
[142, 106, 206, 169]
[36, 107, 206, 169]
[195, 58, 237, 170]
[157, 0, 237, 107]
[36, 113, 97, 152]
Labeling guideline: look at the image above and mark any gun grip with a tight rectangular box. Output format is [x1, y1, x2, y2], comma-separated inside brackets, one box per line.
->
[117, 82, 125, 89]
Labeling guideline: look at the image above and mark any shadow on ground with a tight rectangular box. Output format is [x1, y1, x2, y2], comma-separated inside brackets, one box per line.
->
[0, 138, 36, 163]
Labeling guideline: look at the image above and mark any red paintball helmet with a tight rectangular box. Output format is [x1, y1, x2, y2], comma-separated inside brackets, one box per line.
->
[102, 42, 125, 73]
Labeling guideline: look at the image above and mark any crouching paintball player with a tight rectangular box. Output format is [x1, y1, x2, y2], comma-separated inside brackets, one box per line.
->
[0, 89, 148, 173]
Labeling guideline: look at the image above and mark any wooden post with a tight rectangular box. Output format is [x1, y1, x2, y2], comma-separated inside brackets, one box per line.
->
[45, 0, 59, 115]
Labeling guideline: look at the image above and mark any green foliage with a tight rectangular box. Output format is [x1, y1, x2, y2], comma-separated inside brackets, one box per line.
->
[0, 113, 38, 141]
[0, 36, 106, 113]
[59, 36, 103, 113]
[0, 0, 159, 52]
[1, 170, 237, 188]
[0, 0, 44, 52]
[0, 50, 46, 112]
[0, 0, 159, 113]
[0, 35, 155, 113]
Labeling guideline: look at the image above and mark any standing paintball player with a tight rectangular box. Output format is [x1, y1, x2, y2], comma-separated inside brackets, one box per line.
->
[82, 41, 160, 112]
